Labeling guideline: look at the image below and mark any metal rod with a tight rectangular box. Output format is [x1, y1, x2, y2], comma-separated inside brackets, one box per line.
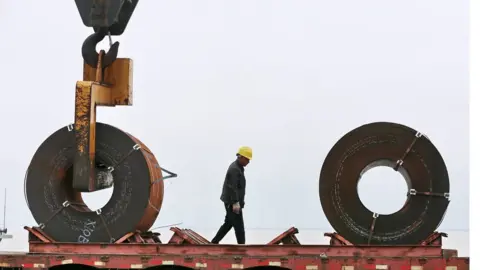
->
[3, 188, 6, 229]
[151, 222, 183, 231]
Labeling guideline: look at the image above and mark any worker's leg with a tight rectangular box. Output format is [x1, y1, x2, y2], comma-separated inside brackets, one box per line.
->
[211, 204, 234, 244]
[232, 208, 245, 244]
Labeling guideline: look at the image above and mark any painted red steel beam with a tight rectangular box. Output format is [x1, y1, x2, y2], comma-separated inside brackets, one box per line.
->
[0, 253, 469, 269]
[28, 242, 448, 257]
[5, 228, 467, 269]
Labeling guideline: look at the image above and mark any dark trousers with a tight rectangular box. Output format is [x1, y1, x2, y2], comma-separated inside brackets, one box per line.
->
[211, 203, 245, 244]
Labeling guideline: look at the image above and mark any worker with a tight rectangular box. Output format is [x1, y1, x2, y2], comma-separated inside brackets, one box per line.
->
[211, 146, 252, 244]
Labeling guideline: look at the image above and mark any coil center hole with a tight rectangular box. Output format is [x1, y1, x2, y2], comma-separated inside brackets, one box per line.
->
[78, 164, 114, 212]
[81, 185, 114, 212]
[357, 166, 408, 215]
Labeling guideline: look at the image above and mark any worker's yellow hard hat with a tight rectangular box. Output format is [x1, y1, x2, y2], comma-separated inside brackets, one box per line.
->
[237, 146, 253, 160]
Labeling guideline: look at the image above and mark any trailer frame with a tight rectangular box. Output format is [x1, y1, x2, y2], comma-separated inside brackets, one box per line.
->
[0, 226, 470, 269]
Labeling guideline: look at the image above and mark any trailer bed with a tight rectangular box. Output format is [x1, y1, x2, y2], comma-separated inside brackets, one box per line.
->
[0, 226, 470, 269]
[0, 250, 469, 269]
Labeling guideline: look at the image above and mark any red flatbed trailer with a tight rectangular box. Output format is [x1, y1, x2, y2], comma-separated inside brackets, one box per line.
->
[0, 227, 469, 270]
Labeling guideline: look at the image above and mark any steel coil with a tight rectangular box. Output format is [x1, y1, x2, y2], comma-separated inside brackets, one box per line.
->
[319, 122, 450, 245]
[25, 123, 164, 243]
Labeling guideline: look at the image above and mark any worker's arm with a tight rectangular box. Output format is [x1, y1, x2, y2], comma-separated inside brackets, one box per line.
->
[226, 168, 242, 204]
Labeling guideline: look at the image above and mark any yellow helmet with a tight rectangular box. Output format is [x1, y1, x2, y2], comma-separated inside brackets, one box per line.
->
[237, 146, 253, 160]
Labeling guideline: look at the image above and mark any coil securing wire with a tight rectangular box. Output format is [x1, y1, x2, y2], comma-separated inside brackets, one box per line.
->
[24, 123, 177, 242]
[319, 122, 450, 245]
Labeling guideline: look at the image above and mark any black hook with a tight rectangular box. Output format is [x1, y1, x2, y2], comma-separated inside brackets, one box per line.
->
[81, 28, 120, 69]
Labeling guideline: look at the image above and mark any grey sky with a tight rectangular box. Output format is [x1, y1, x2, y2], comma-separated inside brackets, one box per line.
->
[0, 0, 469, 255]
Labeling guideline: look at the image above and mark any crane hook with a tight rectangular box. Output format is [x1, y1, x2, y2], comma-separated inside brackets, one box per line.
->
[81, 28, 120, 69]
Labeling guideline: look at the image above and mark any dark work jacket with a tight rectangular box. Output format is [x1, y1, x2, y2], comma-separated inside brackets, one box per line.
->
[220, 160, 246, 208]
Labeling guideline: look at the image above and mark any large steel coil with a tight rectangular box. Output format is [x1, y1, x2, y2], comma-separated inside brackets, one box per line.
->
[25, 123, 164, 243]
[319, 122, 450, 245]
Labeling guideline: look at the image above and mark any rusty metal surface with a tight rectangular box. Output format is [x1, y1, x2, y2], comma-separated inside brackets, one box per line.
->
[24, 226, 162, 244]
[168, 227, 211, 244]
[266, 227, 300, 245]
[24, 226, 53, 243]
[26, 241, 448, 257]
[130, 134, 164, 231]
[104, 58, 134, 105]
[73, 82, 113, 192]
[420, 231, 447, 246]
[116, 230, 162, 244]
[73, 55, 133, 193]
[11, 228, 466, 269]
[325, 231, 446, 247]
[73, 80, 131, 192]
[319, 122, 450, 245]
[24, 122, 164, 243]
[324, 232, 353, 246]
[73, 81, 97, 192]
[83, 58, 134, 105]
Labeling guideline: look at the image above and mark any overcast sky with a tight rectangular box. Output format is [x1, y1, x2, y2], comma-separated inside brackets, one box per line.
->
[0, 0, 469, 255]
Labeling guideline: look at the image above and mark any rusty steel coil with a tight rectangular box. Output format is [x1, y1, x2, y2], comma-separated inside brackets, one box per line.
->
[319, 122, 450, 245]
[24, 123, 164, 243]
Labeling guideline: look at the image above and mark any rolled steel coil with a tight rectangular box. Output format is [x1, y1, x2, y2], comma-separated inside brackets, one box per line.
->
[319, 122, 450, 245]
[25, 123, 164, 243]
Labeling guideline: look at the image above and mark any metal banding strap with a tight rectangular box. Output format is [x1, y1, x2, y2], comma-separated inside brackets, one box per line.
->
[25, 123, 165, 242]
